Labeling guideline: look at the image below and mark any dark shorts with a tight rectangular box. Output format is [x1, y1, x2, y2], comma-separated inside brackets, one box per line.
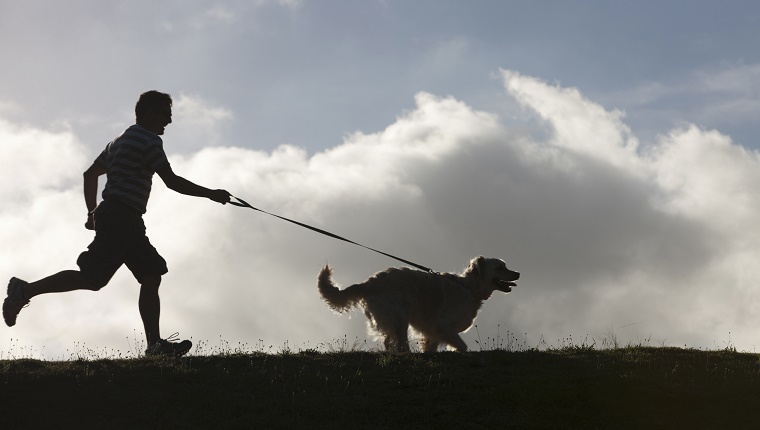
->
[77, 199, 168, 288]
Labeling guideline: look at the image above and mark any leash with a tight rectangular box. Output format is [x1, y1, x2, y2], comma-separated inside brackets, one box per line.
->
[228, 196, 434, 273]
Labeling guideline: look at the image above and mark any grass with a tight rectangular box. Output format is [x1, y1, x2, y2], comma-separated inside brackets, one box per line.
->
[2, 336, 760, 429]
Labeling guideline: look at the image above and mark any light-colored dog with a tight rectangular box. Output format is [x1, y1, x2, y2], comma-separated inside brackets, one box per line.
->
[317, 256, 520, 352]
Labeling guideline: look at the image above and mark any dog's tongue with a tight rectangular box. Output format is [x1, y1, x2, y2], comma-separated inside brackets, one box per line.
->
[495, 281, 516, 293]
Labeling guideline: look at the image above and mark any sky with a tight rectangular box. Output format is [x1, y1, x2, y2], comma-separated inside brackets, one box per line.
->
[2, 0, 760, 359]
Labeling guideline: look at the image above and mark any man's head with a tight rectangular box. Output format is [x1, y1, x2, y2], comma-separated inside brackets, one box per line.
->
[135, 90, 173, 135]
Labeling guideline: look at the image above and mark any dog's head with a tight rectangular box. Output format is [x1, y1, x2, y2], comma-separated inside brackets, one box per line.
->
[464, 256, 520, 299]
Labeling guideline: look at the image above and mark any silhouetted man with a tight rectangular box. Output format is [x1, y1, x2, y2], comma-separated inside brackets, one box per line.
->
[3, 90, 231, 357]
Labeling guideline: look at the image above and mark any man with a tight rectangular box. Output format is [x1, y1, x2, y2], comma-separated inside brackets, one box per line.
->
[3, 91, 231, 357]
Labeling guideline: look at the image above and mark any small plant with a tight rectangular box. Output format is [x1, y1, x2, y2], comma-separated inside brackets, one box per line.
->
[474, 325, 530, 352]
[318, 335, 371, 353]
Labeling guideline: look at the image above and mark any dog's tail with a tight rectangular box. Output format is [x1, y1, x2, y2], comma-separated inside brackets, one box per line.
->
[318, 265, 364, 313]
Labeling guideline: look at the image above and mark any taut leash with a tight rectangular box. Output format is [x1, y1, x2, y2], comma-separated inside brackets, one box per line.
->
[228, 196, 434, 273]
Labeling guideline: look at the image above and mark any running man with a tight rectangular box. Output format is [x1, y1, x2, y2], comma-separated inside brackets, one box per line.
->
[3, 90, 231, 357]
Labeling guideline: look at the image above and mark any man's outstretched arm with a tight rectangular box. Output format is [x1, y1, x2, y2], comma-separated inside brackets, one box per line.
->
[83, 162, 106, 230]
[157, 164, 231, 204]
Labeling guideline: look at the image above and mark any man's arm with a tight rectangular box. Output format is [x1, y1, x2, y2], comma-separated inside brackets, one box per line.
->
[83, 162, 107, 230]
[157, 165, 231, 204]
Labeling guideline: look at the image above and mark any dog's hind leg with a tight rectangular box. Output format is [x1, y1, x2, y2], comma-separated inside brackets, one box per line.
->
[378, 321, 410, 352]
[365, 311, 410, 352]
[393, 326, 411, 352]
[384, 328, 410, 352]
[378, 319, 410, 352]
[383, 336, 396, 352]
[364, 299, 410, 352]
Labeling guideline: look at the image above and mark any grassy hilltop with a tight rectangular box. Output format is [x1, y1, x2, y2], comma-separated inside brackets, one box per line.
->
[2, 344, 760, 429]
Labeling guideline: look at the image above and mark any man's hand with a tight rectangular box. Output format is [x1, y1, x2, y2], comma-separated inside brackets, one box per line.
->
[157, 165, 231, 205]
[85, 212, 95, 230]
[209, 189, 232, 205]
[83, 162, 105, 231]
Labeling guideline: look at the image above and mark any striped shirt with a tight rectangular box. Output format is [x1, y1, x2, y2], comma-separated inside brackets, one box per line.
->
[95, 124, 170, 214]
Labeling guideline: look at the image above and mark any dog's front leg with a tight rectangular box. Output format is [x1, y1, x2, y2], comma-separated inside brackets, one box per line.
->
[442, 333, 468, 352]
[384, 336, 410, 352]
[422, 339, 440, 353]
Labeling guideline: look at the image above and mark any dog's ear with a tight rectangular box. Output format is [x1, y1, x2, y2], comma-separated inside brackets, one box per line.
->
[476, 256, 486, 275]
[469, 256, 486, 278]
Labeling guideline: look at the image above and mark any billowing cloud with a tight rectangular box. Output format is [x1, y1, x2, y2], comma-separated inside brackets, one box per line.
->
[170, 93, 234, 153]
[3, 70, 760, 359]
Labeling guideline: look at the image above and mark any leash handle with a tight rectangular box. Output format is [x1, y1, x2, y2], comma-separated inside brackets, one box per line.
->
[228, 196, 253, 208]
[228, 195, 435, 273]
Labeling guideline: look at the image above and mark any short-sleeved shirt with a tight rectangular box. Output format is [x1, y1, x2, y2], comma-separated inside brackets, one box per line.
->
[95, 124, 170, 214]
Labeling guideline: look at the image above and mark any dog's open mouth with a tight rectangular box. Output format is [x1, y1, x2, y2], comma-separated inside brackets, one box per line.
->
[494, 279, 517, 293]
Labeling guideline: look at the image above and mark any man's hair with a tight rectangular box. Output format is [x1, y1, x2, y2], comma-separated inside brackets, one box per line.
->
[135, 90, 173, 121]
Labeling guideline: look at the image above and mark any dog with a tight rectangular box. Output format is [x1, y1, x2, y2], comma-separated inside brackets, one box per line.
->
[317, 256, 520, 352]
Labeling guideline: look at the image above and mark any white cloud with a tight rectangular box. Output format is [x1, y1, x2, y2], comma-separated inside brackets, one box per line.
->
[499, 70, 760, 349]
[254, 0, 302, 10]
[186, 5, 238, 30]
[4, 70, 760, 358]
[502, 70, 642, 174]
[274, 0, 302, 9]
[694, 63, 760, 95]
[170, 93, 234, 153]
[0, 100, 21, 116]
[0, 119, 86, 206]
[205, 5, 236, 23]
[651, 126, 760, 231]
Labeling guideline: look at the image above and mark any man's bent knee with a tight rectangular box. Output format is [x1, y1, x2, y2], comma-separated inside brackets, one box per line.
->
[140, 274, 162, 290]
[82, 277, 108, 291]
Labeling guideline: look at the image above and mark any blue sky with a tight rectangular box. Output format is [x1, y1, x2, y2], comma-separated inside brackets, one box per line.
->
[3, 0, 759, 152]
[2, 1, 760, 358]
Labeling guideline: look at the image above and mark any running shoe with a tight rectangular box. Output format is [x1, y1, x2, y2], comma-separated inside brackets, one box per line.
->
[145, 333, 192, 357]
[3, 278, 29, 327]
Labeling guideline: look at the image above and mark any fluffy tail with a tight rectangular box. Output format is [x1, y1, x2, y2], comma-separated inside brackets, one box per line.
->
[317, 265, 364, 313]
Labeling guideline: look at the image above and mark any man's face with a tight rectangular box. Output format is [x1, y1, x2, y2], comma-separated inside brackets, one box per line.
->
[142, 105, 172, 135]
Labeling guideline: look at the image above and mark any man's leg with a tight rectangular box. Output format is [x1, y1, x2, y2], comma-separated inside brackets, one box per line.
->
[25, 270, 99, 298]
[139, 274, 192, 357]
[139, 274, 161, 346]
[129, 238, 190, 357]
[4, 270, 100, 326]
